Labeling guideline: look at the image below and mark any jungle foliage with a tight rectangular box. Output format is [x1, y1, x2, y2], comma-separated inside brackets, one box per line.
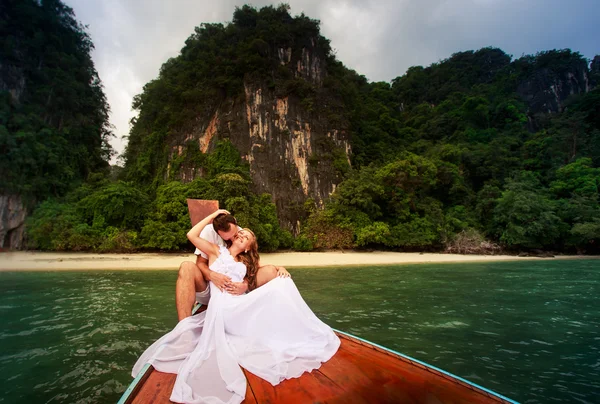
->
[15, 3, 600, 253]
[299, 48, 600, 253]
[27, 140, 293, 252]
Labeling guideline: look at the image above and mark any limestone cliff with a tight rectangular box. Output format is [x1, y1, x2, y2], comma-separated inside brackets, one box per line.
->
[0, 195, 26, 249]
[590, 55, 600, 87]
[166, 44, 350, 233]
[0, 63, 25, 105]
[516, 52, 593, 117]
[0, 66, 27, 249]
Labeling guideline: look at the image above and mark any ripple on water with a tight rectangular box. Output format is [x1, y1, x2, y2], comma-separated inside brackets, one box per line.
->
[421, 320, 469, 329]
[531, 339, 554, 346]
[97, 341, 144, 353]
[498, 348, 520, 355]
[0, 348, 54, 363]
[462, 373, 484, 381]
[474, 331, 500, 336]
[29, 315, 72, 325]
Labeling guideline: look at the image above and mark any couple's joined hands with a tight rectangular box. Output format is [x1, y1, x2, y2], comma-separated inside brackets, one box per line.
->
[210, 270, 247, 295]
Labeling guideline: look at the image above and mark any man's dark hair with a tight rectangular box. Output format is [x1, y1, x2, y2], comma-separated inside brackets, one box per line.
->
[213, 213, 237, 233]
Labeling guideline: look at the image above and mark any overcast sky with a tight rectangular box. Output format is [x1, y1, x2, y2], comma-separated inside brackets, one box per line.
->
[63, 0, 600, 164]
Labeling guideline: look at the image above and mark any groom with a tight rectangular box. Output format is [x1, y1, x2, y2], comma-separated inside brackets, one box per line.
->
[175, 212, 288, 320]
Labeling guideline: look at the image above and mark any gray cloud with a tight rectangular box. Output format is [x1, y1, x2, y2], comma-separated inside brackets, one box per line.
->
[64, 0, 599, 164]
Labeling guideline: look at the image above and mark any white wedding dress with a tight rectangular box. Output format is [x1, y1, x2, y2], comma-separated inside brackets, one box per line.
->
[132, 246, 340, 404]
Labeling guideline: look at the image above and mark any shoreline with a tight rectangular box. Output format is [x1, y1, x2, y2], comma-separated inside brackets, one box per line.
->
[0, 250, 596, 271]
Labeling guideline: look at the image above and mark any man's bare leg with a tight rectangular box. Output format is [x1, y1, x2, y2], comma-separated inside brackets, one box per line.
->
[175, 261, 208, 321]
[256, 265, 279, 288]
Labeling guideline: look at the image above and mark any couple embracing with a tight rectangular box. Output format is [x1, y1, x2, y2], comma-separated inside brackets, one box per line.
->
[132, 209, 340, 404]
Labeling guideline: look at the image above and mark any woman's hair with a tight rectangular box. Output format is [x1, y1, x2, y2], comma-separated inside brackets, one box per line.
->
[236, 228, 260, 291]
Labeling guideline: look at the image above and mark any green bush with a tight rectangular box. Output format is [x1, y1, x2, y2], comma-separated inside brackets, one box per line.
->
[492, 172, 565, 249]
[77, 181, 150, 229]
[98, 228, 138, 252]
[355, 222, 391, 247]
[139, 181, 192, 250]
[293, 235, 314, 251]
[569, 219, 600, 251]
[140, 220, 187, 250]
[388, 217, 440, 248]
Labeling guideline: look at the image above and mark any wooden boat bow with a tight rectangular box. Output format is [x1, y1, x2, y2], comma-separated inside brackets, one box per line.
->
[120, 319, 517, 403]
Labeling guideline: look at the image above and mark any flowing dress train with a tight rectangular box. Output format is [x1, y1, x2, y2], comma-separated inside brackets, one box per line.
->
[132, 247, 340, 404]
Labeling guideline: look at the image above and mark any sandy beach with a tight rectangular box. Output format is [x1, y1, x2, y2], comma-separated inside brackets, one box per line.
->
[0, 250, 594, 271]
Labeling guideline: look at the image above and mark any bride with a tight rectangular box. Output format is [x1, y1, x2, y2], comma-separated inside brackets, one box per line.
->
[132, 209, 340, 404]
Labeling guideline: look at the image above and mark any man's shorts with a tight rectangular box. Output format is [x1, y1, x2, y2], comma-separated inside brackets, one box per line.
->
[195, 284, 211, 305]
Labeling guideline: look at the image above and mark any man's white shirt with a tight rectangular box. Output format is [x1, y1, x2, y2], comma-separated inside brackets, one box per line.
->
[194, 224, 226, 259]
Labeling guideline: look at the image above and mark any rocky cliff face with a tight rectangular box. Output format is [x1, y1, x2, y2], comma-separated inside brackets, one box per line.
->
[517, 56, 593, 117]
[0, 195, 27, 249]
[166, 43, 350, 233]
[590, 55, 600, 87]
[0, 63, 27, 249]
[0, 63, 26, 105]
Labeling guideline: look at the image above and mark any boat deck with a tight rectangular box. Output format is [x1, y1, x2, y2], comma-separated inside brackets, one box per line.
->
[126, 331, 514, 403]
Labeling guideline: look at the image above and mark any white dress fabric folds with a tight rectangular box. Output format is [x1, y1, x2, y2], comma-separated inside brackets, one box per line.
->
[132, 246, 340, 404]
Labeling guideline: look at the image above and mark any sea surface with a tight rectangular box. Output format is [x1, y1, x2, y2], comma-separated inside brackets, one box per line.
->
[0, 259, 598, 403]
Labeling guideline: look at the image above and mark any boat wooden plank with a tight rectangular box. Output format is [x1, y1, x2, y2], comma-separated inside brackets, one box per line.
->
[119, 363, 153, 404]
[242, 367, 366, 404]
[317, 343, 421, 403]
[332, 335, 504, 403]
[131, 368, 176, 404]
[340, 336, 482, 403]
[242, 377, 258, 404]
[126, 368, 258, 404]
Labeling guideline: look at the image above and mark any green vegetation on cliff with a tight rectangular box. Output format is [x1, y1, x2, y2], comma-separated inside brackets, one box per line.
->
[0, 0, 113, 203]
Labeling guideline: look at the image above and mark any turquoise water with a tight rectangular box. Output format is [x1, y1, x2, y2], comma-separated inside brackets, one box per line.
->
[0, 260, 599, 403]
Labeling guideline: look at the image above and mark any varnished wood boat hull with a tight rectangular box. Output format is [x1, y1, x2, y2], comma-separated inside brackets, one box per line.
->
[119, 327, 517, 404]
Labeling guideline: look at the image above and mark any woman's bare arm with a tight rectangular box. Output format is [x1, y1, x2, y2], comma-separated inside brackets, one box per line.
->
[186, 209, 229, 262]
